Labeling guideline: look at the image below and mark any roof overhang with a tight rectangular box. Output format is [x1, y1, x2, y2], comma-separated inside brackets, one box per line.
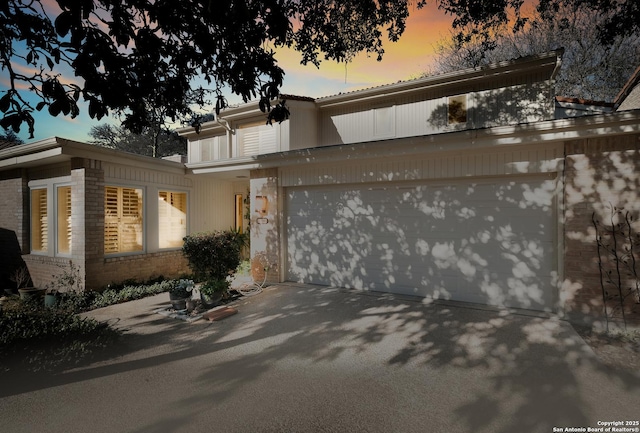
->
[0, 136, 186, 174]
[315, 49, 564, 109]
[186, 109, 640, 176]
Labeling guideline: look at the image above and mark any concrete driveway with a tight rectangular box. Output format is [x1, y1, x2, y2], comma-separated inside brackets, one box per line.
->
[1, 284, 639, 433]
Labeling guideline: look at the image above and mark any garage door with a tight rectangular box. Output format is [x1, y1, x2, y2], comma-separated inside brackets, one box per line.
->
[286, 176, 557, 311]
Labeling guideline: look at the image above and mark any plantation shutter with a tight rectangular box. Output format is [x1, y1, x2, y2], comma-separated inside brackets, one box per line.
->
[240, 123, 277, 156]
[241, 128, 260, 155]
[159, 191, 187, 248]
[104, 186, 120, 254]
[259, 126, 277, 154]
[105, 186, 143, 254]
[39, 190, 48, 250]
[31, 189, 48, 252]
[57, 186, 72, 254]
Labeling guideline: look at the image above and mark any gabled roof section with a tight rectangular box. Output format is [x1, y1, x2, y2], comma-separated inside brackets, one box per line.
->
[315, 49, 564, 108]
[615, 65, 640, 111]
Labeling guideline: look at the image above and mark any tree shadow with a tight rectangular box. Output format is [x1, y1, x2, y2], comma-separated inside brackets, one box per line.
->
[3, 287, 631, 432]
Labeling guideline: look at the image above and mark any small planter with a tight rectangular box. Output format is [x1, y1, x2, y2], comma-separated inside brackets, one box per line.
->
[44, 293, 58, 308]
[201, 292, 223, 308]
[169, 292, 188, 310]
[18, 287, 46, 303]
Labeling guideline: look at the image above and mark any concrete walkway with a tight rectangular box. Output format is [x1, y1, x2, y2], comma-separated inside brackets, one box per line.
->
[1, 284, 639, 433]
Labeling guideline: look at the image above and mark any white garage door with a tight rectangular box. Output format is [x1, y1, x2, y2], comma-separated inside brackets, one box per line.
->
[286, 176, 557, 311]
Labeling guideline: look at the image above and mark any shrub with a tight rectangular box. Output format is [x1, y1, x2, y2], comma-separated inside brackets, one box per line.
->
[200, 278, 230, 297]
[0, 302, 120, 372]
[56, 279, 176, 313]
[168, 279, 194, 299]
[182, 231, 242, 281]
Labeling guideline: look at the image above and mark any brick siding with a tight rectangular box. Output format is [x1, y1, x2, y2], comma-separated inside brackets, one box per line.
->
[91, 250, 189, 289]
[563, 134, 640, 328]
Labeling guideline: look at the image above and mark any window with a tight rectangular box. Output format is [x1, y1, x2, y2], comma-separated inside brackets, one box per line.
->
[200, 135, 228, 161]
[239, 121, 276, 156]
[29, 180, 72, 256]
[31, 188, 48, 252]
[158, 191, 187, 249]
[105, 186, 144, 254]
[57, 186, 72, 254]
[374, 106, 395, 138]
[448, 95, 468, 124]
[235, 194, 244, 233]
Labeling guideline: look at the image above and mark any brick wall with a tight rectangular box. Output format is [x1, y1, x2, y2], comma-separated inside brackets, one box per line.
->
[92, 251, 189, 289]
[22, 255, 74, 290]
[563, 133, 640, 328]
[71, 159, 105, 290]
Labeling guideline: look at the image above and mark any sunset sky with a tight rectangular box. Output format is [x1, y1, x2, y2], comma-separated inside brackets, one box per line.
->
[5, 3, 457, 143]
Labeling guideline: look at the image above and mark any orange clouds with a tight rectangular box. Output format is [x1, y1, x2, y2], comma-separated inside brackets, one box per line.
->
[274, 2, 455, 98]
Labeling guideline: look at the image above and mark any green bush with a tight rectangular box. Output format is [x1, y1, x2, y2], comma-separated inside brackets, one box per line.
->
[56, 279, 176, 313]
[0, 302, 120, 372]
[200, 278, 230, 297]
[182, 230, 242, 281]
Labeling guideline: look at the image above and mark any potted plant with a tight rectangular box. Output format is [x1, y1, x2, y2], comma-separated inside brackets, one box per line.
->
[169, 279, 194, 310]
[199, 278, 229, 308]
[11, 266, 45, 302]
[44, 289, 58, 308]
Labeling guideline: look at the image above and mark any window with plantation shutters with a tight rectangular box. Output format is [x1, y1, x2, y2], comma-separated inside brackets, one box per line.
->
[239, 122, 276, 156]
[31, 188, 48, 252]
[199, 135, 229, 162]
[158, 191, 187, 249]
[57, 186, 72, 254]
[104, 186, 144, 254]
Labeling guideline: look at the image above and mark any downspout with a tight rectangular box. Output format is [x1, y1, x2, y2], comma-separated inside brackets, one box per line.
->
[214, 115, 233, 134]
[550, 48, 565, 119]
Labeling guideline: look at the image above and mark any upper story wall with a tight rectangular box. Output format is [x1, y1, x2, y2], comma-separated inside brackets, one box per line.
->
[185, 99, 317, 165]
[181, 51, 563, 164]
[317, 64, 557, 147]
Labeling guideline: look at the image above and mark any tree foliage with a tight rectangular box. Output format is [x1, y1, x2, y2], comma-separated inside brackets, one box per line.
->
[436, 0, 639, 48]
[1, 0, 425, 138]
[429, 1, 640, 101]
[0, 128, 24, 146]
[2, 0, 636, 139]
[88, 124, 185, 158]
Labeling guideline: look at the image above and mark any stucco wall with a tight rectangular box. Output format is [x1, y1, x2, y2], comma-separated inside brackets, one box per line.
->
[250, 168, 280, 284]
[563, 133, 640, 328]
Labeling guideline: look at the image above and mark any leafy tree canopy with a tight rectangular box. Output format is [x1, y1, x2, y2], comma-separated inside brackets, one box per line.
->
[0, 0, 425, 138]
[1, 0, 637, 139]
[430, 1, 640, 101]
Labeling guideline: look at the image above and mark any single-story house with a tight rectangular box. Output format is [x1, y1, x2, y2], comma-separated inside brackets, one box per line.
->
[1, 49, 639, 326]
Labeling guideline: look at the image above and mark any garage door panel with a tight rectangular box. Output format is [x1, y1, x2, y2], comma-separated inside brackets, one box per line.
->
[287, 178, 556, 311]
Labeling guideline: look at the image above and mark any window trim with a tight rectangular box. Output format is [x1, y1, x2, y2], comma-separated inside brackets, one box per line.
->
[28, 177, 72, 257]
